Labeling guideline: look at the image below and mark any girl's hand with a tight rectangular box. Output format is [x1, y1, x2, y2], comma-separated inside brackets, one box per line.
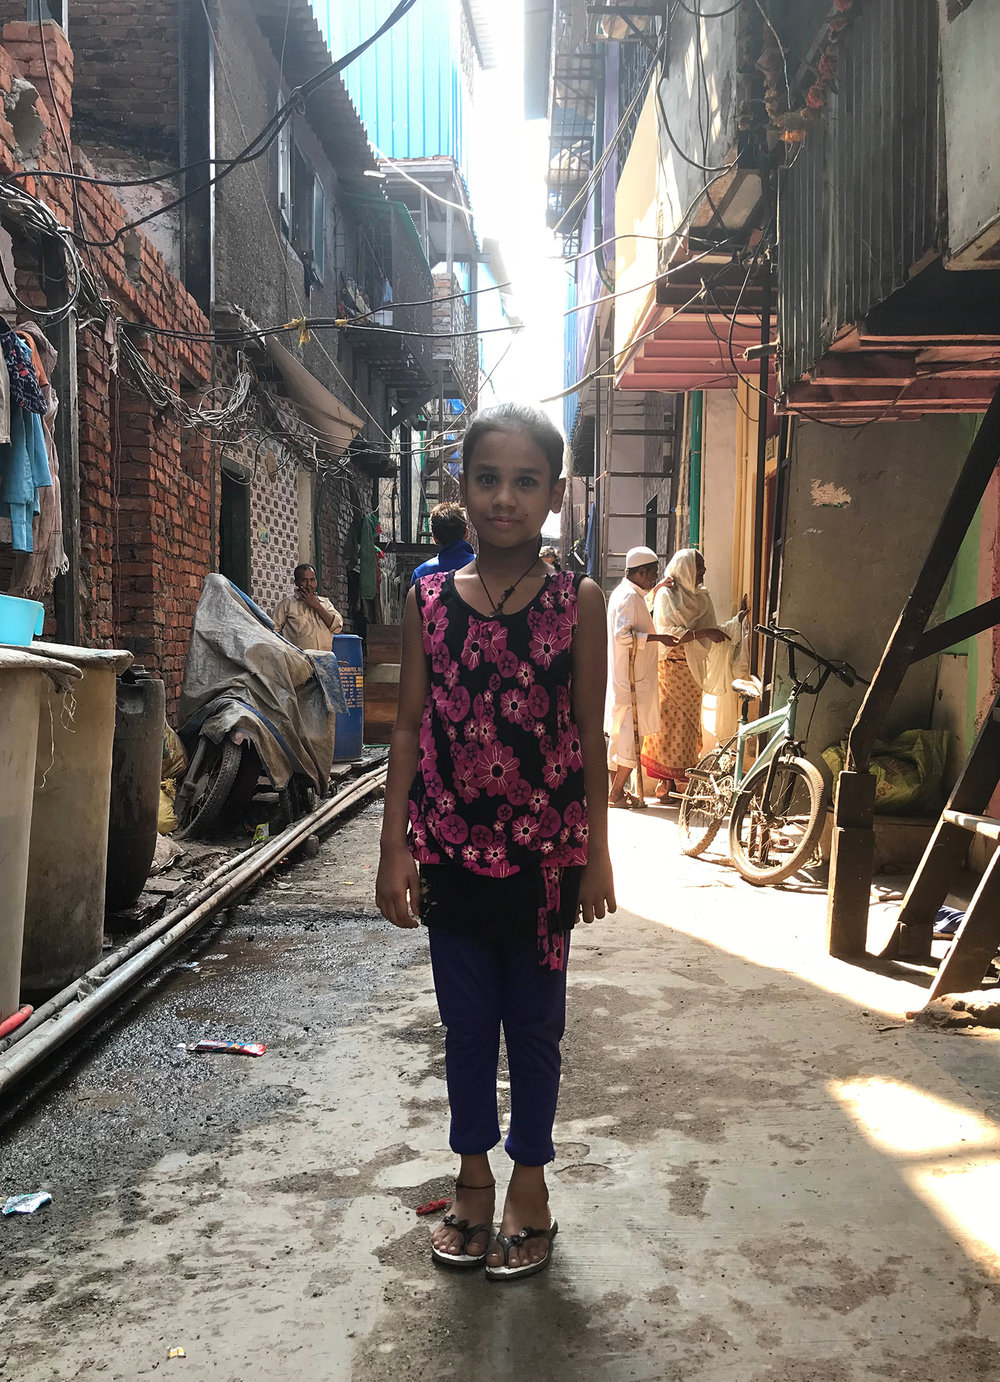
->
[376, 844, 421, 929]
[578, 853, 617, 925]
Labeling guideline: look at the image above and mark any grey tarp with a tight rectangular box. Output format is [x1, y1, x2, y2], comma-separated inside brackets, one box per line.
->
[178, 575, 345, 792]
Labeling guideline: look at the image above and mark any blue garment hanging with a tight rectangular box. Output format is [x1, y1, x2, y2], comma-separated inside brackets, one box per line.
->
[1, 405, 51, 552]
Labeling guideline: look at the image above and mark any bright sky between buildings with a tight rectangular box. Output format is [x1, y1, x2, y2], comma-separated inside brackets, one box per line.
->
[466, 12, 567, 424]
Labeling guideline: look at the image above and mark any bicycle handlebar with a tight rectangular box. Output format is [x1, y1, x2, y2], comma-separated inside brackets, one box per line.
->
[754, 624, 867, 687]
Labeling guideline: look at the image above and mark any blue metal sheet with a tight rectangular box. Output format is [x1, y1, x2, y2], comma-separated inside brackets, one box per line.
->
[315, 0, 467, 167]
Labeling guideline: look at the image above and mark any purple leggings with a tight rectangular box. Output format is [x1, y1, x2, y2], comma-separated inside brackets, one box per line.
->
[427, 925, 570, 1167]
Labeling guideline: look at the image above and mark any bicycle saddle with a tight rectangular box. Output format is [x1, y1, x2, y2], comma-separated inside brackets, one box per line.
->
[731, 675, 763, 699]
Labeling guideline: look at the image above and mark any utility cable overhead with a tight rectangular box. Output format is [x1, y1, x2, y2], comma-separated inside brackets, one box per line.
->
[369, 146, 476, 223]
[563, 239, 737, 318]
[202, 0, 396, 447]
[540, 283, 708, 403]
[7, 0, 420, 254]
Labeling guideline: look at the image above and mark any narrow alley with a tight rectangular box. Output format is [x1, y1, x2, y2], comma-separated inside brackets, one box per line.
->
[4, 799, 1000, 1382]
[3, 2, 1000, 1378]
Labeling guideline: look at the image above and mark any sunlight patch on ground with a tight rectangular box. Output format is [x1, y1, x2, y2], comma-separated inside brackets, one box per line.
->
[608, 807, 929, 1019]
[831, 1075, 1000, 1273]
[830, 1076, 1000, 1157]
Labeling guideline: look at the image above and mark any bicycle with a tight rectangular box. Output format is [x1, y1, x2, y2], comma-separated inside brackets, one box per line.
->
[678, 625, 865, 886]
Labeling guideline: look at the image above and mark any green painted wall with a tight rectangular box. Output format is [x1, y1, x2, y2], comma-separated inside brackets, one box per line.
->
[945, 415, 984, 750]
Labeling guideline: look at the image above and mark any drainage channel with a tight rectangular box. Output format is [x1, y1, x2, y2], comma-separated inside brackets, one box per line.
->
[0, 762, 388, 1098]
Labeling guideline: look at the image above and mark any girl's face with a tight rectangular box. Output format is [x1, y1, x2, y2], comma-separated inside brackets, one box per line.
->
[461, 427, 564, 549]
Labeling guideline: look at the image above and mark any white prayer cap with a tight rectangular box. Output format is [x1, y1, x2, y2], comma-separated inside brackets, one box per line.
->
[625, 545, 658, 570]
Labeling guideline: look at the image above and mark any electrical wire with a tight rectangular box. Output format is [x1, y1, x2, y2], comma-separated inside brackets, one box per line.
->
[19, 0, 419, 253]
[563, 238, 737, 318]
[674, 0, 744, 15]
[540, 283, 708, 402]
[657, 5, 734, 174]
[551, 31, 668, 245]
[346, 277, 512, 324]
[203, 1, 396, 449]
[369, 146, 475, 224]
[552, 228, 728, 265]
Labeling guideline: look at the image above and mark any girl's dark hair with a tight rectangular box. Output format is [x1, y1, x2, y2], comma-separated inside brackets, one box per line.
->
[462, 403, 566, 484]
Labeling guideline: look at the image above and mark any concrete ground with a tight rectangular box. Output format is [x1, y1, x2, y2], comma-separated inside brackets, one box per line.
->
[3, 797, 1000, 1380]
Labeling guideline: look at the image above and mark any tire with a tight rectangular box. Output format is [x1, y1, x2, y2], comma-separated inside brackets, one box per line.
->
[678, 747, 735, 857]
[177, 739, 244, 838]
[728, 755, 825, 885]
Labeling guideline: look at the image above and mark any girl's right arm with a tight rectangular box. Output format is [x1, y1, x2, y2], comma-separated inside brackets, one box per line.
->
[375, 587, 429, 929]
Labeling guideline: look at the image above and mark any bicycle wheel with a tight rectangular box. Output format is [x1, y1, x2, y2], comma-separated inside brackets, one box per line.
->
[728, 755, 825, 885]
[678, 748, 734, 857]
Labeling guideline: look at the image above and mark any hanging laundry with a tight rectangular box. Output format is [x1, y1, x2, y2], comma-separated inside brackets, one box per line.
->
[359, 510, 379, 602]
[1, 328, 46, 414]
[16, 331, 49, 388]
[10, 322, 67, 595]
[0, 335, 10, 447]
[1, 402, 51, 552]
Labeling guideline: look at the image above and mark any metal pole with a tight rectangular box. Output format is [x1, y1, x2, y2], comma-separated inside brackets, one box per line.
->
[688, 390, 703, 548]
[749, 254, 772, 677]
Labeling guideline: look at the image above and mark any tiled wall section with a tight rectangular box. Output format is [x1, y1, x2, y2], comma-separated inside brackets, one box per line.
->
[251, 452, 302, 619]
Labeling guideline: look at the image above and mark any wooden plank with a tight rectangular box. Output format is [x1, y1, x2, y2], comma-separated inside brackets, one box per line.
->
[925, 849, 1000, 1000]
[825, 771, 877, 959]
[918, 344, 1000, 364]
[913, 596, 1000, 660]
[366, 625, 403, 661]
[828, 381, 1000, 957]
[882, 819, 971, 961]
[883, 685, 1000, 957]
[809, 352, 917, 385]
[943, 809, 1000, 841]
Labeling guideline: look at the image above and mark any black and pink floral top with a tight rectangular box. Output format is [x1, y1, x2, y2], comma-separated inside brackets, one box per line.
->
[407, 568, 588, 968]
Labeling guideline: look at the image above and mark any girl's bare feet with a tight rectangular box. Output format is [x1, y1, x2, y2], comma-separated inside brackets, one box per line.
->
[431, 1153, 495, 1262]
[486, 1163, 552, 1271]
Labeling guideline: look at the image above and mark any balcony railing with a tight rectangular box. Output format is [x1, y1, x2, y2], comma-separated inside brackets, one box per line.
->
[433, 275, 479, 406]
[340, 194, 434, 389]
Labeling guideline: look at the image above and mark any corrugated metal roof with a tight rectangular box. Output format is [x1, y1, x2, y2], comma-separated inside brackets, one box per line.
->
[462, 0, 499, 69]
[251, 0, 378, 178]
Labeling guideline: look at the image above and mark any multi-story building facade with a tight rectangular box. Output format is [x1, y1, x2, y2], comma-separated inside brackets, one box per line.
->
[0, 0, 448, 696]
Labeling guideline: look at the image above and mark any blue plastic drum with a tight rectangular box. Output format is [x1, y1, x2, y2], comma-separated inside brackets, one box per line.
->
[332, 634, 364, 761]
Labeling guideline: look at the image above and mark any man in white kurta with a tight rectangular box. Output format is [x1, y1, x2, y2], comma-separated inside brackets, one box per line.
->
[604, 546, 673, 805]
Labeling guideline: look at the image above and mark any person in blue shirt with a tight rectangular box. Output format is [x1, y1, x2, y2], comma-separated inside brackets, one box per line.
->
[410, 501, 476, 587]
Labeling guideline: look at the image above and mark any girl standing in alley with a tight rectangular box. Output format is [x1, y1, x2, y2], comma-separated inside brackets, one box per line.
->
[376, 403, 615, 1281]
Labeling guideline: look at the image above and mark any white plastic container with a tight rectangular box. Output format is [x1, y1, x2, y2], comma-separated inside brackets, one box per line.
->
[0, 647, 81, 1020]
[18, 642, 133, 994]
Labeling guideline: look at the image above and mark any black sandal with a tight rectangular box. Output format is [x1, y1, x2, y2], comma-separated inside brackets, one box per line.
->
[485, 1221, 559, 1281]
[430, 1181, 494, 1269]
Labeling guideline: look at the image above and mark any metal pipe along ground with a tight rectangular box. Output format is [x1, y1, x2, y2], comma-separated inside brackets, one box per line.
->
[0, 765, 387, 1096]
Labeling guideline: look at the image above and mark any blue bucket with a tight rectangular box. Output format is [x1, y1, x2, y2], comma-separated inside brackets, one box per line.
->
[332, 634, 364, 762]
[0, 593, 44, 646]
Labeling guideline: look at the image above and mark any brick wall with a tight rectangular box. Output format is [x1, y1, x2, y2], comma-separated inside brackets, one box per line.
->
[0, 21, 212, 712]
[63, 0, 179, 153]
[317, 468, 371, 635]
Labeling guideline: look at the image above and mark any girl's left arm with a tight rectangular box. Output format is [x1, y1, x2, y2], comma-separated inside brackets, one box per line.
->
[572, 577, 617, 924]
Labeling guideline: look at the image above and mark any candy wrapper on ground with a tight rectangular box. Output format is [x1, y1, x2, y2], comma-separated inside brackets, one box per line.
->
[188, 1039, 266, 1056]
[3, 1192, 53, 1215]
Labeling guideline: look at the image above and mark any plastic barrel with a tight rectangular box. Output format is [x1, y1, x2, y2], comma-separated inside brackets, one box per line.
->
[105, 669, 166, 915]
[332, 634, 364, 762]
[0, 650, 81, 1020]
[20, 643, 133, 996]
